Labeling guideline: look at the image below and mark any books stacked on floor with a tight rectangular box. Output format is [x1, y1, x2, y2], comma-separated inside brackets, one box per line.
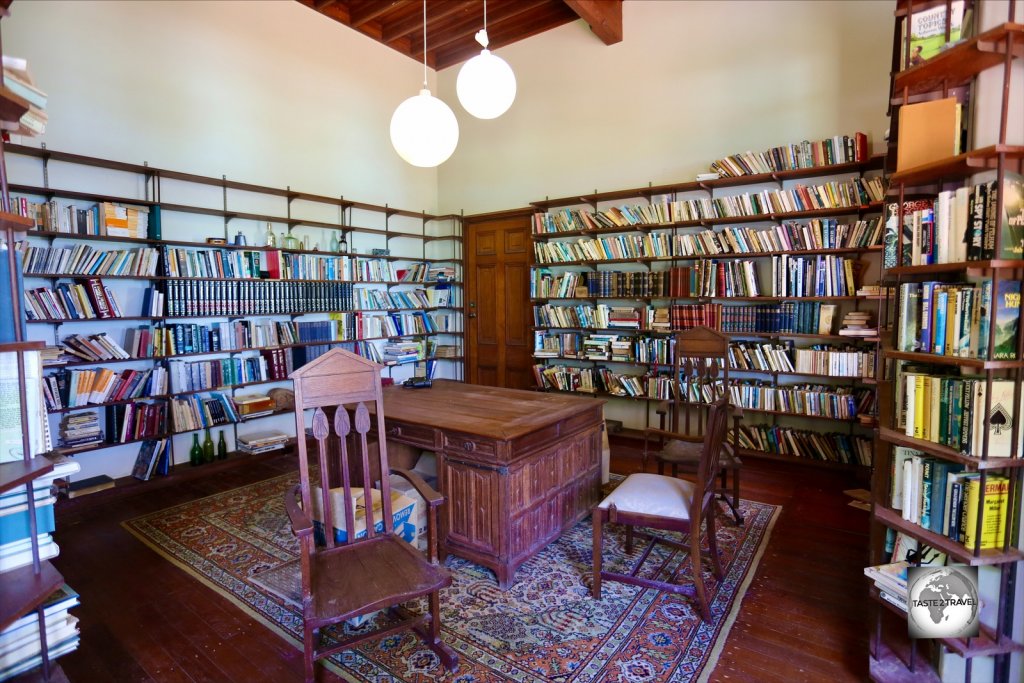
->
[234, 393, 276, 421]
[0, 584, 80, 680]
[54, 474, 115, 500]
[838, 311, 875, 337]
[864, 562, 909, 613]
[2, 55, 47, 137]
[0, 455, 79, 572]
[58, 411, 103, 449]
[237, 430, 290, 455]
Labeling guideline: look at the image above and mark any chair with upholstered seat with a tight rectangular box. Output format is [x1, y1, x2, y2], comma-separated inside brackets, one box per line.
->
[285, 348, 458, 682]
[645, 326, 743, 525]
[592, 393, 731, 621]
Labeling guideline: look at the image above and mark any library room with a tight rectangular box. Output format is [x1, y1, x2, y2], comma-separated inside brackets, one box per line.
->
[0, 0, 1022, 681]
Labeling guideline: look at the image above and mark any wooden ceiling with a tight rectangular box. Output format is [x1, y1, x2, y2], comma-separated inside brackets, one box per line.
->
[300, 0, 623, 71]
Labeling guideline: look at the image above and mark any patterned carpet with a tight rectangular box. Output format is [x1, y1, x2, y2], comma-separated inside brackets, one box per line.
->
[123, 473, 779, 682]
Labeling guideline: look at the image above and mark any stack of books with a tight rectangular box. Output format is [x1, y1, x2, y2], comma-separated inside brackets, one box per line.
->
[237, 430, 290, 455]
[838, 311, 875, 337]
[2, 55, 47, 137]
[0, 456, 79, 572]
[58, 412, 103, 449]
[234, 393, 276, 421]
[0, 585, 80, 680]
[864, 562, 909, 613]
[382, 341, 422, 365]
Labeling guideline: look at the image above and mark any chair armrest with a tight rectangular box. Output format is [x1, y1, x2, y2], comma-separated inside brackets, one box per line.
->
[390, 467, 445, 508]
[644, 427, 701, 443]
[284, 484, 314, 538]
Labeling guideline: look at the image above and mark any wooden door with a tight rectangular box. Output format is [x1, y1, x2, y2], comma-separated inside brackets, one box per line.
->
[464, 209, 533, 389]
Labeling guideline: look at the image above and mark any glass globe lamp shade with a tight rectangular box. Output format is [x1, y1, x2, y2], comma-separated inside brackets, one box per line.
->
[456, 50, 516, 119]
[389, 89, 460, 168]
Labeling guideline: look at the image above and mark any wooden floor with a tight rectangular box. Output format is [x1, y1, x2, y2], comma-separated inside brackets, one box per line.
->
[50, 442, 871, 682]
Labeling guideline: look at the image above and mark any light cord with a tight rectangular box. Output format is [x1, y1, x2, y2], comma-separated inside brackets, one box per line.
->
[422, 0, 428, 88]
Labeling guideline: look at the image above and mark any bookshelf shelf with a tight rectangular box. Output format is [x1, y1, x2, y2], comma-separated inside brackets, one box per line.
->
[888, 144, 1024, 186]
[0, 340, 46, 353]
[891, 22, 1024, 98]
[10, 183, 159, 209]
[885, 258, 1024, 275]
[24, 272, 461, 287]
[877, 426, 1024, 470]
[882, 349, 1024, 369]
[735, 447, 868, 471]
[0, 209, 35, 232]
[0, 457, 55, 495]
[0, 561, 64, 634]
[0, 85, 30, 126]
[874, 505, 1024, 566]
[869, 638, 940, 683]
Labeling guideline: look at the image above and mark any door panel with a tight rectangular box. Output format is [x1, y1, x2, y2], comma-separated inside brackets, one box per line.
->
[465, 211, 533, 387]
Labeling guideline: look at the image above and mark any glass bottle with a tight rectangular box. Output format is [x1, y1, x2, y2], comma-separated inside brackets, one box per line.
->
[264, 222, 277, 247]
[330, 232, 340, 252]
[190, 434, 202, 467]
[203, 428, 215, 464]
[217, 430, 228, 460]
[284, 230, 300, 250]
[339, 234, 348, 253]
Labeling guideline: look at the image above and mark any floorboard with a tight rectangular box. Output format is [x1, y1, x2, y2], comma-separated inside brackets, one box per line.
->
[45, 440, 871, 682]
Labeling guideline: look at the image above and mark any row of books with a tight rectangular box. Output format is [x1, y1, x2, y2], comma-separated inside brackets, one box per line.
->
[678, 260, 761, 298]
[728, 382, 874, 420]
[170, 392, 240, 432]
[17, 243, 161, 277]
[891, 447, 1009, 549]
[709, 132, 870, 178]
[791, 346, 875, 378]
[57, 412, 102, 448]
[769, 254, 859, 298]
[530, 177, 884, 235]
[353, 288, 446, 311]
[900, 372, 1022, 459]
[130, 438, 171, 481]
[673, 218, 883, 257]
[105, 402, 167, 445]
[42, 367, 168, 411]
[24, 279, 125, 320]
[882, 175, 1024, 267]
[167, 351, 289, 394]
[896, 280, 1019, 360]
[165, 279, 354, 317]
[163, 247, 404, 282]
[736, 425, 872, 466]
[12, 198, 155, 239]
[398, 263, 456, 283]
[531, 269, 668, 299]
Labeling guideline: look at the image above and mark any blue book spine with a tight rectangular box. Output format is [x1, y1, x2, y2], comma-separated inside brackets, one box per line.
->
[919, 282, 934, 353]
[933, 289, 948, 355]
[0, 503, 56, 545]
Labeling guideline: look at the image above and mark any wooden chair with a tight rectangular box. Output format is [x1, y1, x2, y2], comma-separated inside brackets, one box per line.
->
[591, 393, 731, 621]
[645, 327, 744, 525]
[285, 348, 458, 682]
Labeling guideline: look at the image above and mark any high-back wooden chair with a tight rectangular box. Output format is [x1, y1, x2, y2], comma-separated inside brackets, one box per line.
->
[285, 348, 458, 682]
[645, 326, 743, 524]
[591, 393, 731, 621]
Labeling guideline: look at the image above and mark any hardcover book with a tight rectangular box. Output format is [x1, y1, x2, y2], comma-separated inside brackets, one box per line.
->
[998, 172, 1024, 259]
[992, 279, 1021, 360]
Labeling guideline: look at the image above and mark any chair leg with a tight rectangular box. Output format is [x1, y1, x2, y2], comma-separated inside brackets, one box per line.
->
[625, 525, 634, 554]
[726, 466, 744, 526]
[671, 463, 678, 478]
[689, 532, 711, 622]
[657, 459, 664, 476]
[303, 624, 316, 683]
[419, 591, 459, 672]
[592, 510, 603, 599]
[706, 506, 723, 580]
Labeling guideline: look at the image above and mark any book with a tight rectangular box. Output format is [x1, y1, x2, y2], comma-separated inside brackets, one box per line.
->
[130, 439, 167, 481]
[999, 172, 1024, 259]
[901, 1, 965, 68]
[60, 474, 115, 499]
[992, 279, 1021, 359]
[896, 97, 962, 172]
[960, 474, 1009, 550]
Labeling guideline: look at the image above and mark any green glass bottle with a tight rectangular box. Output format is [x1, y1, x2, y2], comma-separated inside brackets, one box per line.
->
[190, 434, 202, 467]
[203, 429, 215, 464]
[217, 430, 228, 460]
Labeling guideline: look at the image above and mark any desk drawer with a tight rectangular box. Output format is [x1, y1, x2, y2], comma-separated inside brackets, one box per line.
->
[443, 432, 497, 459]
[385, 422, 437, 449]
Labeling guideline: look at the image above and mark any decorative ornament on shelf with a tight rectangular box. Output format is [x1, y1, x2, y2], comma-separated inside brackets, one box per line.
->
[339, 233, 349, 253]
[456, 1, 516, 119]
[264, 222, 277, 248]
[389, 0, 459, 168]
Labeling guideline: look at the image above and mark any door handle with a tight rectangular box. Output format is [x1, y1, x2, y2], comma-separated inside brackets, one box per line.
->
[468, 313, 477, 318]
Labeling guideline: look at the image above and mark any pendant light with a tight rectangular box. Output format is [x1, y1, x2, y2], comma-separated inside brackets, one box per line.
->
[456, 0, 516, 119]
[390, 0, 459, 167]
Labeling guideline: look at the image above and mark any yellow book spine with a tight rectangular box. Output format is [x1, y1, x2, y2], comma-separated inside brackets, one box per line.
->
[962, 476, 1009, 550]
[916, 375, 929, 440]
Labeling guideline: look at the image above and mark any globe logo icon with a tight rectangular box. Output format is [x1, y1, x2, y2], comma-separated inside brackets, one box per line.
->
[907, 566, 980, 638]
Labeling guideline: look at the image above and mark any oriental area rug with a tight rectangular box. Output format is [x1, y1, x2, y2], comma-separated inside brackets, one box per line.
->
[123, 473, 779, 683]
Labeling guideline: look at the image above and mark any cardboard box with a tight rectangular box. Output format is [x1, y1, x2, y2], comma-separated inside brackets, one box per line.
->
[308, 486, 417, 546]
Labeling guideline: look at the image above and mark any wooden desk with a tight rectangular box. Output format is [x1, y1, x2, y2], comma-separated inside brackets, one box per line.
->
[380, 380, 604, 588]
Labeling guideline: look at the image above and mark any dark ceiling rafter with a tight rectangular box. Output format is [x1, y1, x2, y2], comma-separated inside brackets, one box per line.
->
[299, 0, 623, 71]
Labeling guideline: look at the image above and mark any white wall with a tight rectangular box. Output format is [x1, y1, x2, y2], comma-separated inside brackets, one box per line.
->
[438, 0, 894, 214]
[4, 0, 439, 212]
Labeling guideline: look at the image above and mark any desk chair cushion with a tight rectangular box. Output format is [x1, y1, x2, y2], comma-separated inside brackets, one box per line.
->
[597, 473, 695, 520]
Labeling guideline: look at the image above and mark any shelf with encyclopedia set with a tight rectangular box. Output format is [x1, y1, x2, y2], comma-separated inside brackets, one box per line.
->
[1, 143, 464, 482]
[868, 1, 1024, 680]
[529, 136, 886, 470]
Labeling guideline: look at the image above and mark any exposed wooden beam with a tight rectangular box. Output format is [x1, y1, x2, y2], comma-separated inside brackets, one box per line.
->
[314, 0, 338, 10]
[349, 0, 399, 28]
[382, 1, 474, 43]
[563, 0, 622, 45]
[410, 0, 550, 58]
[433, 4, 576, 69]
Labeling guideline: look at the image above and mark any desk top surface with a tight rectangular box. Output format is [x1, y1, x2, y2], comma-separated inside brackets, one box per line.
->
[381, 380, 604, 440]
